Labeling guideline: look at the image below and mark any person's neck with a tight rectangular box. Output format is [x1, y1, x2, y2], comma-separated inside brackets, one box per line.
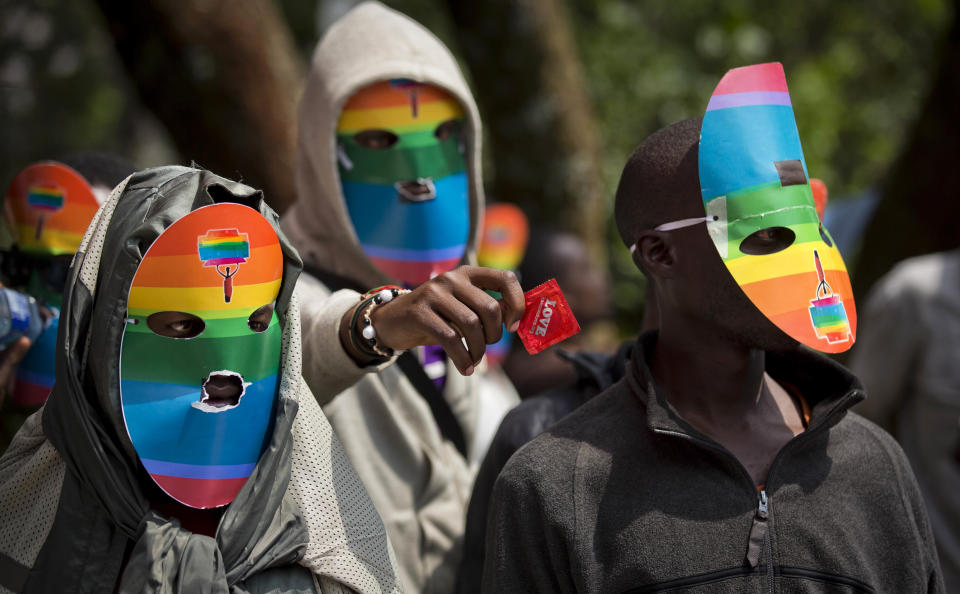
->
[650, 315, 766, 427]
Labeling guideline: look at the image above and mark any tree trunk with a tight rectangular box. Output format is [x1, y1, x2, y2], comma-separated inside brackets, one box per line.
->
[92, 0, 304, 213]
[854, 0, 960, 297]
[446, 0, 606, 263]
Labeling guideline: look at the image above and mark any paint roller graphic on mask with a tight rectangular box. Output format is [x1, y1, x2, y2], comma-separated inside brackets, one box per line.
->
[198, 229, 250, 303]
[808, 250, 851, 344]
[27, 185, 64, 240]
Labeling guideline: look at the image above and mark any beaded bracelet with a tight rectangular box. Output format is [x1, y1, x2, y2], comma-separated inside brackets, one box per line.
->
[351, 286, 410, 359]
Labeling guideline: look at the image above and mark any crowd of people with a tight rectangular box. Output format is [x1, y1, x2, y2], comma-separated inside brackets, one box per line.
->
[0, 2, 954, 593]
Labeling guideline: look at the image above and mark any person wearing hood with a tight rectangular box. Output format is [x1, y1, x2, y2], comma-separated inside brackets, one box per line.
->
[280, 3, 525, 592]
[0, 166, 401, 593]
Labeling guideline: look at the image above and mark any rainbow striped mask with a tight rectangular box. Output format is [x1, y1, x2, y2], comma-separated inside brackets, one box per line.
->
[5, 162, 100, 256]
[120, 203, 284, 509]
[336, 79, 469, 285]
[699, 63, 856, 353]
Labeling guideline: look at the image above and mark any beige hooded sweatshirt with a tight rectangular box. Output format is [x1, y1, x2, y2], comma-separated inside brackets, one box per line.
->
[281, 3, 518, 593]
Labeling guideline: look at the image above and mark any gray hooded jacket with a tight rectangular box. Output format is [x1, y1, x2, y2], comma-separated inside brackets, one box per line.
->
[0, 167, 401, 594]
[280, 3, 518, 592]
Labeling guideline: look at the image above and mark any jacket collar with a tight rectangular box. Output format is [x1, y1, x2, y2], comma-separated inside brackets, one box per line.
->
[627, 331, 866, 439]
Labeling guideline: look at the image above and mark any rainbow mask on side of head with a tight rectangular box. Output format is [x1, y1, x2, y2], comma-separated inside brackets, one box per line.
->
[699, 63, 856, 352]
[336, 79, 470, 285]
[5, 162, 100, 256]
[119, 203, 284, 508]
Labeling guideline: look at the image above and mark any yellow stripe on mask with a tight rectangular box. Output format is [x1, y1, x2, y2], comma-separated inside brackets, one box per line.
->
[726, 241, 848, 286]
[16, 225, 84, 254]
[128, 279, 281, 312]
[338, 101, 464, 132]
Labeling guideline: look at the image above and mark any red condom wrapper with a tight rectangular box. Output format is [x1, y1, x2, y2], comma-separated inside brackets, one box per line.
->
[517, 279, 581, 354]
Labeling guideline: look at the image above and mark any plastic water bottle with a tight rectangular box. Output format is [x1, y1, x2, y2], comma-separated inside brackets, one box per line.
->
[0, 288, 45, 348]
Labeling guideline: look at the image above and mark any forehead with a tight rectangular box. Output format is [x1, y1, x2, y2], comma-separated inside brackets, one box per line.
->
[128, 203, 283, 315]
[337, 79, 464, 132]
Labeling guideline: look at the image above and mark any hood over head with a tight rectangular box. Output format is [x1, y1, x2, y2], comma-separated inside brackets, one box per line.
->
[34, 166, 311, 590]
[283, 1, 484, 289]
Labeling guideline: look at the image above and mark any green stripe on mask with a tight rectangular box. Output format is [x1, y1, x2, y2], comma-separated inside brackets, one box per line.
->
[120, 323, 282, 384]
[124, 311, 279, 339]
[723, 222, 824, 261]
[338, 136, 466, 184]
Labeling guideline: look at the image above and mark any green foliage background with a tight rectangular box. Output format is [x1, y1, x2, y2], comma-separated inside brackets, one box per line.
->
[1, 0, 952, 335]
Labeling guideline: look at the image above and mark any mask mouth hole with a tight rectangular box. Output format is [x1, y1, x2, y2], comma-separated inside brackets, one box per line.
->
[739, 226, 796, 255]
[395, 178, 436, 203]
[196, 371, 245, 411]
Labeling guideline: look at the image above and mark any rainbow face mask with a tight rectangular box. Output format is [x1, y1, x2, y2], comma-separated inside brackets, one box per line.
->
[336, 79, 469, 285]
[5, 162, 100, 256]
[477, 203, 530, 365]
[119, 203, 284, 508]
[699, 63, 856, 353]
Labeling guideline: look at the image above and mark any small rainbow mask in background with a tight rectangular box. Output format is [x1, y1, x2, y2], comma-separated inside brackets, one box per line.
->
[120, 203, 284, 509]
[336, 79, 470, 286]
[699, 63, 856, 353]
[477, 203, 530, 366]
[5, 162, 100, 256]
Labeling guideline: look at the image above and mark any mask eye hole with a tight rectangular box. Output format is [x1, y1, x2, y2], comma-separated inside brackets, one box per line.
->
[739, 226, 796, 256]
[147, 311, 206, 339]
[248, 304, 274, 333]
[354, 129, 398, 150]
[434, 119, 461, 141]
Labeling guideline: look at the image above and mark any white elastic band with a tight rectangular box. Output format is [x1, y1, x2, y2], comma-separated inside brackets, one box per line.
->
[654, 215, 718, 231]
[628, 215, 720, 254]
[336, 143, 354, 170]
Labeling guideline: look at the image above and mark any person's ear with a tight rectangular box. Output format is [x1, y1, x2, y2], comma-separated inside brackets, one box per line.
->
[633, 230, 675, 279]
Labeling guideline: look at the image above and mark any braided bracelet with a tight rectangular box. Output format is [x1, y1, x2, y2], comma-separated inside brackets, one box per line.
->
[352, 286, 410, 359]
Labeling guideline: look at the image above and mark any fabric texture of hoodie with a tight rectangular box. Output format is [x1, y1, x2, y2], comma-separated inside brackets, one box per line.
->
[280, 3, 517, 592]
[0, 167, 401, 594]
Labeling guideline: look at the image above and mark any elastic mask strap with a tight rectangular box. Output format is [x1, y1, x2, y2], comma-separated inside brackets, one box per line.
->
[629, 215, 719, 253]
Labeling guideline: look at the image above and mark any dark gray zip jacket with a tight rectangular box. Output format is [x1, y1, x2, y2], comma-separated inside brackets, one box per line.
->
[484, 332, 944, 593]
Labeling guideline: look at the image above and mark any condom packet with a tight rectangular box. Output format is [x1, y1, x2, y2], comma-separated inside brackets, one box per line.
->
[516, 279, 581, 354]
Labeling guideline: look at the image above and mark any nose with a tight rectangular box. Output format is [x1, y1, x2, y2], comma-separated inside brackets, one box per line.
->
[200, 372, 244, 409]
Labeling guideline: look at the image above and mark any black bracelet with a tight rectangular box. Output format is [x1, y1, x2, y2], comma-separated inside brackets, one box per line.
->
[349, 295, 384, 360]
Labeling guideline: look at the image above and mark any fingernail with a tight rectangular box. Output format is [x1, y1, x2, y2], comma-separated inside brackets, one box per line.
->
[509, 321, 520, 333]
[464, 365, 474, 376]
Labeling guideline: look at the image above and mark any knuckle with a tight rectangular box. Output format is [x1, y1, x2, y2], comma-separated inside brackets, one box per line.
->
[463, 313, 481, 331]
[483, 300, 501, 319]
[438, 327, 459, 343]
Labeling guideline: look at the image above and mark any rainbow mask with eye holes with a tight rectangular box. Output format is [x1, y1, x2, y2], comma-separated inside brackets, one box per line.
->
[5, 162, 100, 256]
[119, 203, 284, 509]
[336, 79, 469, 285]
[699, 63, 856, 352]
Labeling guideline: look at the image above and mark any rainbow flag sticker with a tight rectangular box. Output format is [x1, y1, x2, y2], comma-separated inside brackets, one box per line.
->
[198, 229, 250, 303]
[27, 185, 65, 240]
[808, 250, 851, 344]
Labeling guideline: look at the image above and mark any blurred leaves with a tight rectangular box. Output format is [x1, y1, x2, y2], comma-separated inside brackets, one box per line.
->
[0, 0, 174, 193]
[567, 0, 949, 333]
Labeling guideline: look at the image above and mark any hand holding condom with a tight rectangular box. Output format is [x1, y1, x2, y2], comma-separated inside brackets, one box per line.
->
[341, 265, 525, 375]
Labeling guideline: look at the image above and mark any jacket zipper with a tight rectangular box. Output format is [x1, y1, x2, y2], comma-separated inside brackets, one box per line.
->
[652, 394, 859, 594]
[763, 490, 774, 594]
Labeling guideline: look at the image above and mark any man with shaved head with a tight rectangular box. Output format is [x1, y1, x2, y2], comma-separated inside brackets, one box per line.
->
[484, 65, 943, 593]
